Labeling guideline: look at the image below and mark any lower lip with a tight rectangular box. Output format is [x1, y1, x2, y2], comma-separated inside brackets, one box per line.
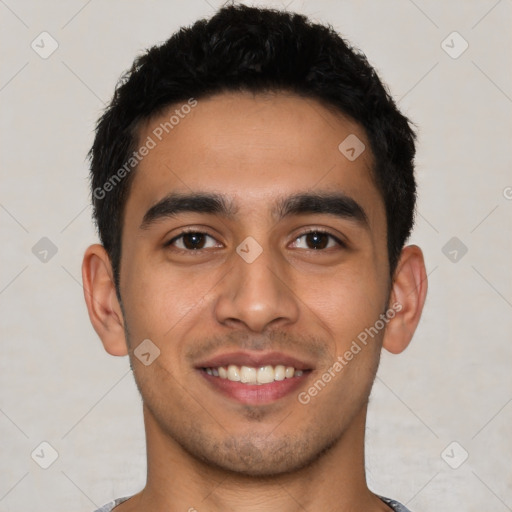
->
[199, 370, 310, 405]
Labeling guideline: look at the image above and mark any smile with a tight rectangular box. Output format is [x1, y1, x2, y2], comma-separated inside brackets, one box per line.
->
[202, 364, 305, 385]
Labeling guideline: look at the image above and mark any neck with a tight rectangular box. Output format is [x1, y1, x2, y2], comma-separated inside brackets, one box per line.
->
[120, 403, 390, 512]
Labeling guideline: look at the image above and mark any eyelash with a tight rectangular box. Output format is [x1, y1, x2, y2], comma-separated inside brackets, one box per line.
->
[164, 228, 346, 253]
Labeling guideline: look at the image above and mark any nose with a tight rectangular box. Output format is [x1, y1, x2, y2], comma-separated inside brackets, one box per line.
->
[214, 244, 300, 333]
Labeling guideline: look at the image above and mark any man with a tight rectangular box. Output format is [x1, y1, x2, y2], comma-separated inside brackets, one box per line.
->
[82, 4, 427, 511]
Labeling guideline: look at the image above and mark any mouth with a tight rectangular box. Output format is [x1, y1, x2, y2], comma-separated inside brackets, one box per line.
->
[202, 363, 307, 383]
[196, 352, 313, 405]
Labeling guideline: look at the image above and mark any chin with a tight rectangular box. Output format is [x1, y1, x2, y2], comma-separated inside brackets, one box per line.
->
[186, 431, 340, 478]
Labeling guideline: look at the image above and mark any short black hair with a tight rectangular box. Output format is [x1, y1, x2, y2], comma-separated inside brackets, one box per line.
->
[89, 3, 416, 293]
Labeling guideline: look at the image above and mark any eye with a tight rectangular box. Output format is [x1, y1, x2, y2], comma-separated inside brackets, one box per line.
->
[166, 231, 221, 251]
[290, 230, 344, 250]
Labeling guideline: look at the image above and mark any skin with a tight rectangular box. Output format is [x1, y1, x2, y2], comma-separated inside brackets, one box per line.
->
[82, 91, 427, 512]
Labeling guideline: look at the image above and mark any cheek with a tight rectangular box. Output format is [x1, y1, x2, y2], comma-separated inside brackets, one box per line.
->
[121, 253, 224, 351]
[303, 265, 386, 342]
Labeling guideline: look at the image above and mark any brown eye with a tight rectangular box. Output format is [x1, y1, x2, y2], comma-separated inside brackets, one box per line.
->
[167, 232, 220, 251]
[305, 232, 329, 249]
[290, 231, 343, 250]
[181, 233, 206, 250]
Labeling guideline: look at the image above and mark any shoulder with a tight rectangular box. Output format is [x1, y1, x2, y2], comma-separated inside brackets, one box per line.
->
[379, 495, 414, 512]
[92, 496, 132, 512]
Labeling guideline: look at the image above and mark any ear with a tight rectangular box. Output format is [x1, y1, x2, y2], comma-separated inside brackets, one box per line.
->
[82, 244, 128, 356]
[382, 244, 428, 354]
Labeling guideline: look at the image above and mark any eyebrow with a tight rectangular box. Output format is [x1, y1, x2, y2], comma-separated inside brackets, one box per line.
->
[273, 192, 369, 229]
[140, 191, 369, 230]
[140, 192, 237, 229]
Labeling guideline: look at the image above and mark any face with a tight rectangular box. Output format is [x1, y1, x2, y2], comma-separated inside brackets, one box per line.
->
[118, 92, 391, 476]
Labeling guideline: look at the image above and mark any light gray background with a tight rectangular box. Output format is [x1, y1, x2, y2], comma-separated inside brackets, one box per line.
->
[1, 1, 511, 511]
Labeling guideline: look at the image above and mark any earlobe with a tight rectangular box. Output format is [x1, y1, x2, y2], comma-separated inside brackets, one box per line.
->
[382, 245, 428, 354]
[81, 244, 129, 356]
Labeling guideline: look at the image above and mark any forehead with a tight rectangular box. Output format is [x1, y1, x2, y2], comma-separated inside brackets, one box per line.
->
[125, 91, 383, 227]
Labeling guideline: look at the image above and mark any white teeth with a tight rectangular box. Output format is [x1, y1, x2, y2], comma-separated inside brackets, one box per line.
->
[205, 364, 305, 384]
[274, 365, 286, 381]
[227, 364, 241, 381]
[257, 365, 275, 384]
[240, 366, 257, 383]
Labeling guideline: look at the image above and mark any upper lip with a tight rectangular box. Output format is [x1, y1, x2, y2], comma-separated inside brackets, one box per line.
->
[195, 351, 314, 371]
